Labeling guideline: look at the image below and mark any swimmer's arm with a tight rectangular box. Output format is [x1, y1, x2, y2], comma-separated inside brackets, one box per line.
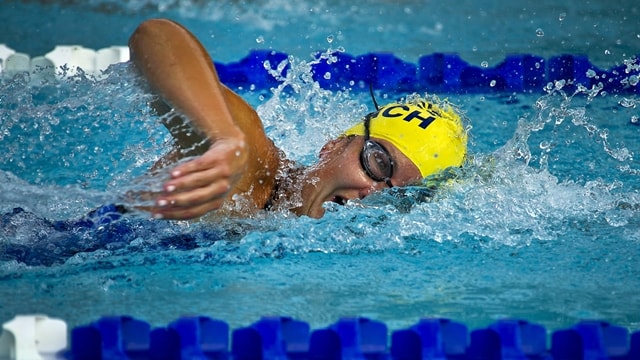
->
[129, 19, 278, 219]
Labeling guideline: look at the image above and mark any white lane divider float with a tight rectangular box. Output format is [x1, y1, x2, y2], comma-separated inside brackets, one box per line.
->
[0, 315, 68, 360]
[0, 44, 129, 81]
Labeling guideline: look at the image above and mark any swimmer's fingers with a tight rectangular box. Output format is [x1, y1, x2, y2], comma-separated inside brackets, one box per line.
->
[163, 165, 232, 195]
[154, 138, 248, 220]
[155, 183, 229, 219]
[153, 173, 232, 219]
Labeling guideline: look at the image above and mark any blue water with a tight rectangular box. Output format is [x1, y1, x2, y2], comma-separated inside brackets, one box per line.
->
[1, 0, 640, 333]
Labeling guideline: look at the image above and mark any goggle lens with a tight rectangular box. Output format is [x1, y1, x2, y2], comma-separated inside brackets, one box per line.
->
[360, 140, 394, 187]
[358, 111, 395, 187]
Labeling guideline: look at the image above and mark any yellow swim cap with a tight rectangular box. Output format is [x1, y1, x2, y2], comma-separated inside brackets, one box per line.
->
[344, 100, 467, 178]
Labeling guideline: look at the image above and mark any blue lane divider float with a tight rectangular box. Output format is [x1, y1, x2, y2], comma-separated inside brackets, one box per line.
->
[2, 315, 636, 359]
[2, 43, 637, 94]
[215, 50, 640, 95]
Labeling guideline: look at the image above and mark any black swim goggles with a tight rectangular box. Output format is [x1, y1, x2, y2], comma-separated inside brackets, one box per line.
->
[360, 112, 395, 187]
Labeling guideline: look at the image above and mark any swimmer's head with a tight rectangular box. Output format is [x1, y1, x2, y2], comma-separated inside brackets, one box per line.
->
[343, 99, 467, 178]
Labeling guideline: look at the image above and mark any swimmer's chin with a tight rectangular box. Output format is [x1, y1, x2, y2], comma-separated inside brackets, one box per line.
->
[302, 205, 326, 219]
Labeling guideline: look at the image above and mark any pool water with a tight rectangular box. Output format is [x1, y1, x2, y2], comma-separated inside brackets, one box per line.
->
[1, 0, 640, 334]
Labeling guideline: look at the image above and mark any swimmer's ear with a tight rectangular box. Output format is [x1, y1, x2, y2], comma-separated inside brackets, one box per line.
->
[319, 136, 350, 158]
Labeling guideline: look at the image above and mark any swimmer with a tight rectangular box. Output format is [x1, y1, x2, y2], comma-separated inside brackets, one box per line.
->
[128, 19, 467, 220]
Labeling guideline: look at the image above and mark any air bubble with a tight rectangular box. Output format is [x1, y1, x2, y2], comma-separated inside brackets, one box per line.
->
[490, 80, 496, 87]
[327, 35, 334, 44]
[256, 36, 264, 44]
[323, 72, 331, 80]
[540, 140, 551, 150]
[558, 12, 566, 21]
[586, 69, 597, 78]
[536, 28, 544, 37]
[481, 61, 489, 68]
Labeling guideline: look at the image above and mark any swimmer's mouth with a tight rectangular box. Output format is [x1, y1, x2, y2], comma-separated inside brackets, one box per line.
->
[331, 196, 346, 206]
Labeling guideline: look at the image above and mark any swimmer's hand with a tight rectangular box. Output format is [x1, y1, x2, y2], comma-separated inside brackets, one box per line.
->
[151, 136, 248, 220]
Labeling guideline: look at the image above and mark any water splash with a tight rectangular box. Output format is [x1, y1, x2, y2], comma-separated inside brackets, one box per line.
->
[0, 64, 169, 217]
[439, 66, 640, 245]
[0, 52, 639, 272]
[257, 48, 368, 163]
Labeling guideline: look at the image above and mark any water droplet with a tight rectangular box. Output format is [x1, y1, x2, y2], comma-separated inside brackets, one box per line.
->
[586, 69, 597, 78]
[631, 115, 640, 124]
[327, 35, 334, 43]
[604, 49, 611, 55]
[235, 151, 241, 157]
[490, 80, 496, 87]
[628, 75, 639, 86]
[536, 28, 544, 37]
[619, 98, 637, 108]
[481, 61, 489, 68]
[472, 46, 478, 52]
[256, 36, 264, 44]
[323, 72, 332, 80]
[558, 12, 566, 21]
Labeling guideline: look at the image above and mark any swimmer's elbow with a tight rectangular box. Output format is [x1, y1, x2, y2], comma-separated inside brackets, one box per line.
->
[128, 19, 182, 61]
[130, 19, 173, 42]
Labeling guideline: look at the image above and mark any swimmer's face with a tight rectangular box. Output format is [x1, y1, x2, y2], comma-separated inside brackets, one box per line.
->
[296, 135, 422, 218]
